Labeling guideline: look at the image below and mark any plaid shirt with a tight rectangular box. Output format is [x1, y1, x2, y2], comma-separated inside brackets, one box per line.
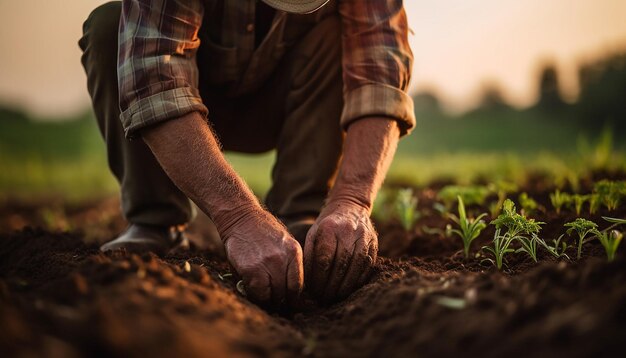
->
[118, 0, 415, 138]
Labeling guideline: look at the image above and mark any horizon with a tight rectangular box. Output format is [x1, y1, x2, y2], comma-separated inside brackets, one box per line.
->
[1, 0, 626, 118]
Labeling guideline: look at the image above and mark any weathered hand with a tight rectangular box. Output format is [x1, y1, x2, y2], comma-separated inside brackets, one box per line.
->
[303, 201, 378, 303]
[222, 210, 304, 307]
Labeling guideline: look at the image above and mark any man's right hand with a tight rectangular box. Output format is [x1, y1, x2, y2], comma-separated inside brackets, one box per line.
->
[221, 209, 304, 306]
[141, 113, 303, 307]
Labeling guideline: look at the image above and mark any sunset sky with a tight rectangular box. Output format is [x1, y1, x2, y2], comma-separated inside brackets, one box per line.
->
[1, 0, 625, 117]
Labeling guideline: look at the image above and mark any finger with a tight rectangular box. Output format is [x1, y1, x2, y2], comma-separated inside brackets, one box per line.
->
[311, 227, 337, 296]
[286, 247, 304, 306]
[356, 241, 378, 288]
[270, 262, 287, 307]
[323, 232, 359, 303]
[245, 271, 272, 303]
[303, 224, 317, 285]
[336, 235, 369, 300]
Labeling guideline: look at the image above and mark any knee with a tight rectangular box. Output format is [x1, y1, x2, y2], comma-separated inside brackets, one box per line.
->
[79, 1, 121, 54]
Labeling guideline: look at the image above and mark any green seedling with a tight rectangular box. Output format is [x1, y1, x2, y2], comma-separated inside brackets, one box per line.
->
[593, 180, 625, 211]
[593, 217, 626, 262]
[588, 194, 601, 215]
[490, 199, 544, 263]
[564, 218, 598, 259]
[518, 192, 539, 216]
[422, 225, 447, 236]
[482, 228, 516, 270]
[488, 181, 518, 217]
[516, 234, 540, 262]
[447, 196, 487, 258]
[550, 189, 572, 214]
[595, 230, 623, 262]
[537, 234, 570, 260]
[572, 194, 589, 216]
[491, 199, 543, 238]
[437, 185, 490, 209]
[602, 216, 626, 229]
[394, 188, 420, 232]
[432, 202, 448, 216]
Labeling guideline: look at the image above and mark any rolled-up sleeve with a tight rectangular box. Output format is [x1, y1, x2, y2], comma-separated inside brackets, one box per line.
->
[118, 0, 207, 138]
[338, 0, 415, 136]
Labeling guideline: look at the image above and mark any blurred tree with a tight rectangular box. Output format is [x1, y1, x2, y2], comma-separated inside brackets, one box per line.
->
[536, 63, 565, 111]
[0, 104, 29, 122]
[477, 83, 509, 111]
[413, 91, 442, 113]
[576, 50, 626, 132]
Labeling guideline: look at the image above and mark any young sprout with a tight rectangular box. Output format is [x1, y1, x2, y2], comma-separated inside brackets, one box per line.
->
[448, 196, 487, 258]
[394, 188, 420, 232]
[564, 218, 598, 259]
[518, 192, 539, 216]
[593, 217, 626, 262]
[588, 194, 601, 215]
[437, 185, 490, 210]
[516, 234, 540, 263]
[491, 199, 543, 237]
[490, 199, 544, 263]
[602, 216, 626, 228]
[550, 189, 572, 214]
[593, 180, 626, 211]
[537, 235, 570, 260]
[432, 202, 448, 216]
[571, 194, 589, 216]
[595, 230, 623, 262]
[482, 228, 516, 270]
[488, 181, 518, 217]
[423, 225, 447, 236]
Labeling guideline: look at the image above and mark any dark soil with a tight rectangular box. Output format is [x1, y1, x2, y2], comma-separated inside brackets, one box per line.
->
[1, 178, 626, 357]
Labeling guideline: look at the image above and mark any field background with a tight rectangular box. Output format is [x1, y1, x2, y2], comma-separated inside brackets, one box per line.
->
[1, 50, 625, 203]
[1, 101, 625, 204]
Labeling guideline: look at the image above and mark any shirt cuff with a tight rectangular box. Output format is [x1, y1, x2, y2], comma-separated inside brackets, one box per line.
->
[119, 87, 208, 138]
[340, 84, 416, 137]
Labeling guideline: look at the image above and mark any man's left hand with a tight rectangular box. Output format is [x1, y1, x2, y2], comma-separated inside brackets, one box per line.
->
[303, 200, 378, 303]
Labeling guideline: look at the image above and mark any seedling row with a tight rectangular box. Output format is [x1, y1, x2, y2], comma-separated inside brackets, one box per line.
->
[373, 180, 626, 269]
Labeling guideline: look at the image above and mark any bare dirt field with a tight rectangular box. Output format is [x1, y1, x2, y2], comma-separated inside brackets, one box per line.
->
[1, 175, 625, 357]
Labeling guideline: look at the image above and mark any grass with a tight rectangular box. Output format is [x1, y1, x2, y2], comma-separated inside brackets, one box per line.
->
[0, 150, 115, 203]
[1, 106, 625, 203]
[0, 113, 116, 202]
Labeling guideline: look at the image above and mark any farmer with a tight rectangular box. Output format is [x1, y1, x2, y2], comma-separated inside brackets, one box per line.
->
[79, 0, 414, 304]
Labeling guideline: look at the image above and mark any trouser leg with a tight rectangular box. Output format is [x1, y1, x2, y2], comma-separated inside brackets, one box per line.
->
[201, 16, 344, 223]
[79, 1, 193, 226]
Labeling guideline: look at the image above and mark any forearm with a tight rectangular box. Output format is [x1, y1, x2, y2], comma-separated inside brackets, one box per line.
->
[141, 112, 261, 236]
[327, 117, 400, 212]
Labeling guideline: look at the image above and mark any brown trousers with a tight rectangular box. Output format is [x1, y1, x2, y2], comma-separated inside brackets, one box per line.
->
[79, 2, 343, 227]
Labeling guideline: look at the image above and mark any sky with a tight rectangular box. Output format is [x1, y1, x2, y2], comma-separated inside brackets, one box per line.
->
[0, 0, 625, 117]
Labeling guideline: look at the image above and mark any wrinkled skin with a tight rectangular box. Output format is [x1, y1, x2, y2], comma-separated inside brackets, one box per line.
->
[304, 201, 378, 303]
[301, 118, 398, 303]
[221, 210, 304, 306]
[142, 113, 304, 306]
[144, 113, 397, 307]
